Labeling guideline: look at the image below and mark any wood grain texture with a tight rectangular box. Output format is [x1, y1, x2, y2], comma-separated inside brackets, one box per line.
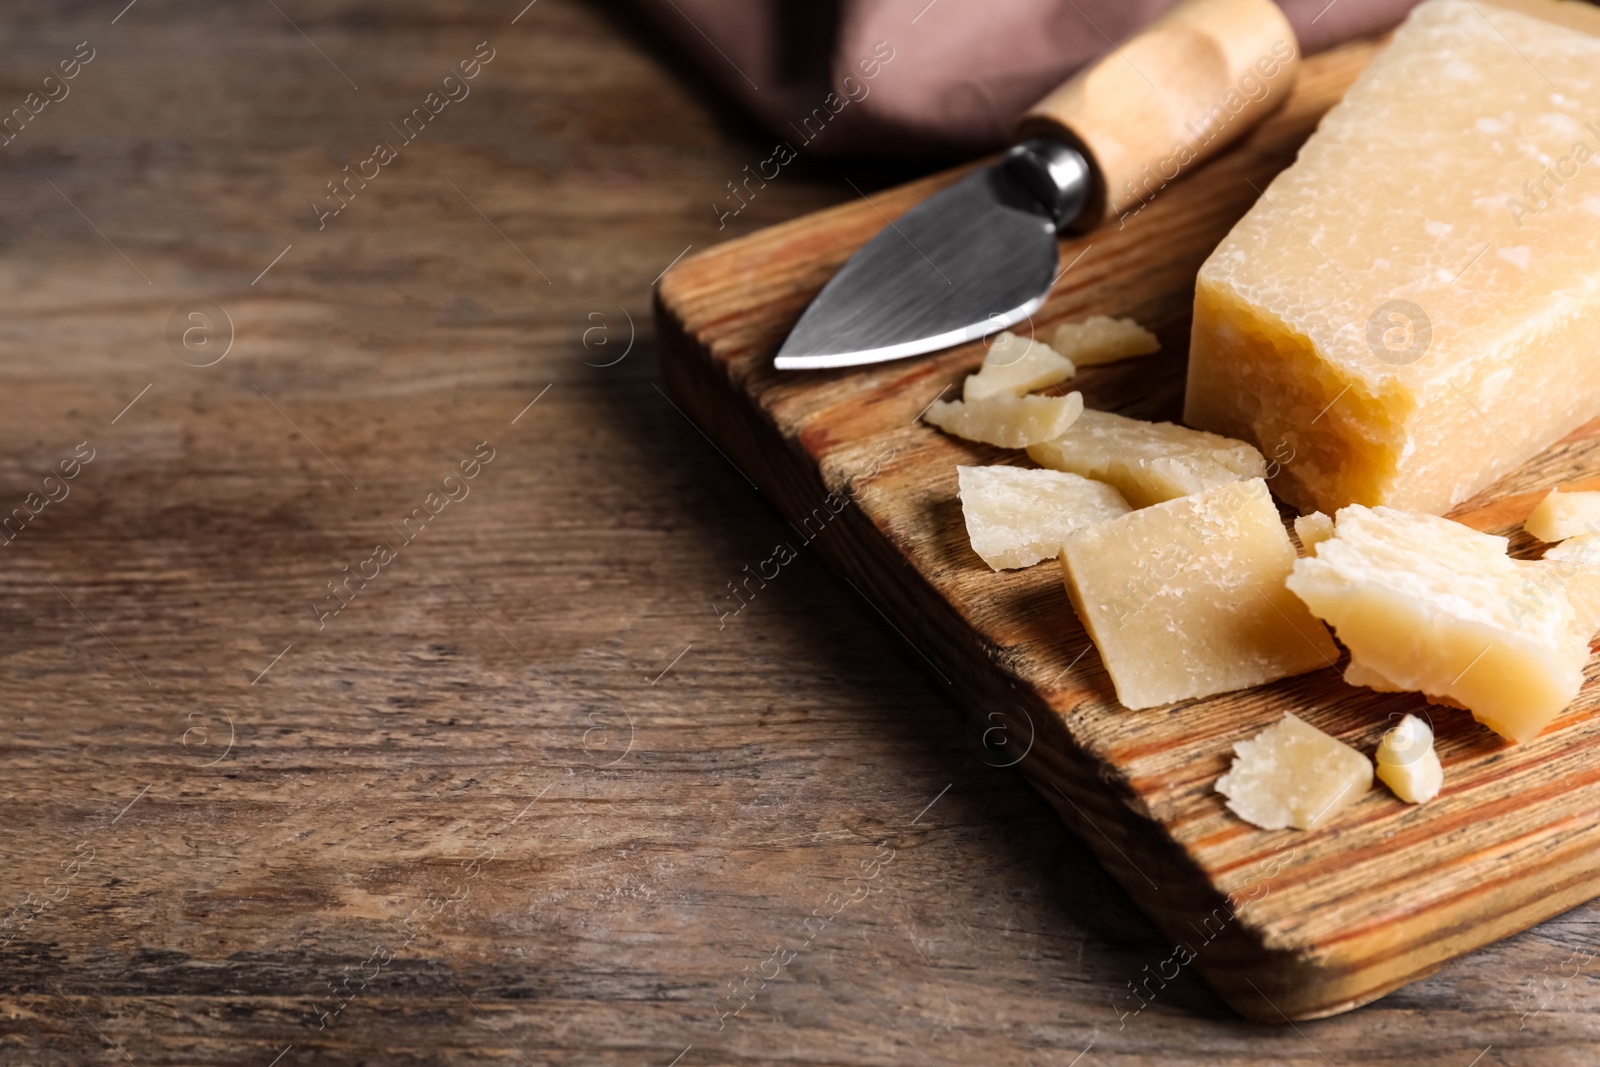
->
[657, 36, 1600, 1024]
[2, 1, 1599, 1064]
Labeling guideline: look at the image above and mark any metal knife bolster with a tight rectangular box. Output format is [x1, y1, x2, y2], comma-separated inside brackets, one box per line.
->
[1003, 139, 1094, 230]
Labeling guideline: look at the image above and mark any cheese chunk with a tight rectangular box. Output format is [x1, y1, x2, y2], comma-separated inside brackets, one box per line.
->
[1185, 0, 1600, 515]
[924, 392, 1084, 448]
[1376, 714, 1444, 804]
[1525, 488, 1600, 543]
[1049, 316, 1159, 368]
[963, 332, 1076, 402]
[957, 465, 1131, 570]
[1286, 505, 1591, 743]
[1026, 409, 1266, 509]
[1294, 512, 1335, 554]
[1059, 478, 1338, 709]
[1216, 713, 1373, 830]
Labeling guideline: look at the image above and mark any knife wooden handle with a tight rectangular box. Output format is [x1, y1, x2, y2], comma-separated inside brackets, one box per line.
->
[1015, 0, 1300, 228]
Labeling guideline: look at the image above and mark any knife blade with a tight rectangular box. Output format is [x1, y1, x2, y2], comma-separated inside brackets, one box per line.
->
[773, 142, 1089, 371]
[774, 0, 1301, 372]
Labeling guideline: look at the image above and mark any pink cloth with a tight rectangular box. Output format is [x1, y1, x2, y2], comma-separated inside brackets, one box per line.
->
[629, 0, 1420, 155]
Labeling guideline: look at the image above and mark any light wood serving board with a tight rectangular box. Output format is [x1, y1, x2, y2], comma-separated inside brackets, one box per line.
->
[654, 38, 1600, 1022]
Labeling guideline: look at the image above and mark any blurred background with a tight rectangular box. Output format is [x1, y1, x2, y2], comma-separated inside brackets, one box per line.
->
[1, 1, 1591, 1064]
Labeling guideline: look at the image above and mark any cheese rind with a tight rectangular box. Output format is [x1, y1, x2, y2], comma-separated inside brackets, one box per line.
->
[1027, 408, 1266, 509]
[1216, 713, 1373, 830]
[924, 392, 1084, 448]
[956, 465, 1131, 570]
[1376, 713, 1444, 804]
[963, 332, 1076, 402]
[1049, 316, 1159, 368]
[1525, 489, 1600, 543]
[1185, 0, 1600, 515]
[1059, 478, 1338, 709]
[1286, 505, 1591, 743]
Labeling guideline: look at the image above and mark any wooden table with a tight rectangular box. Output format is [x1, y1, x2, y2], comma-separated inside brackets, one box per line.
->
[1, 2, 1595, 1063]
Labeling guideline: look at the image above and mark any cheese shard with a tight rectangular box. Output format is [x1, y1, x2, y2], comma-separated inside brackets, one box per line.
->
[1525, 489, 1600, 543]
[1026, 409, 1266, 509]
[1545, 533, 1600, 564]
[1049, 316, 1159, 368]
[1286, 505, 1591, 743]
[963, 332, 1076, 402]
[957, 465, 1131, 570]
[1376, 714, 1444, 804]
[1543, 535, 1600, 636]
[1184, 0, 1600, 516]
[1294, 512, 1335, 554]
[1216, 713, 1373, 830]
[924, 392, 1084, 448]
[1058, 478, 1338, 710]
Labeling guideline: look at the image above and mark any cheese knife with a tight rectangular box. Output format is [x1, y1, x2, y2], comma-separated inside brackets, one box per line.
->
[773, 0, 1300, 370]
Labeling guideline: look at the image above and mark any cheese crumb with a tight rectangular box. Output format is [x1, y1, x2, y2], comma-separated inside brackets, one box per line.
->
[963, 332, 1076, 402]
[1027, 409, 1266, 509]
[1049, 316, 1159, 368]
[1524, 488, 1600, 543]
[1058, 478, 1338, 709]
[1216, 713, 1373, 830]
[1294, 512, 1336, 554]
[957, 465, 1130, 570]
[1375, 714, 1443, 804]
[924, 392, 1084, 448]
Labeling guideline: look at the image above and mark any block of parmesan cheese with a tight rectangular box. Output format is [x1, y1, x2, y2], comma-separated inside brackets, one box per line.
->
[957, 465, 1130, 570]
[1286, 505, 1591, 742]
[1185, 0, 1600, 515]
[1027, 408, 1266, 509]
[1216, 713, 1373, 830]
[963, 332, 1076, 402]
[1059, 478, 1338, 709]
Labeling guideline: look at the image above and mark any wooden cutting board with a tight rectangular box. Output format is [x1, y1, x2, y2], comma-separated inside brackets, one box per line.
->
[653, 37, 1600, 1022]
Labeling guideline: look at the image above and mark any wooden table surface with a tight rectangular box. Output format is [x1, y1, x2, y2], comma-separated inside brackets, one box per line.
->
[1, 2, 1596, 1064]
